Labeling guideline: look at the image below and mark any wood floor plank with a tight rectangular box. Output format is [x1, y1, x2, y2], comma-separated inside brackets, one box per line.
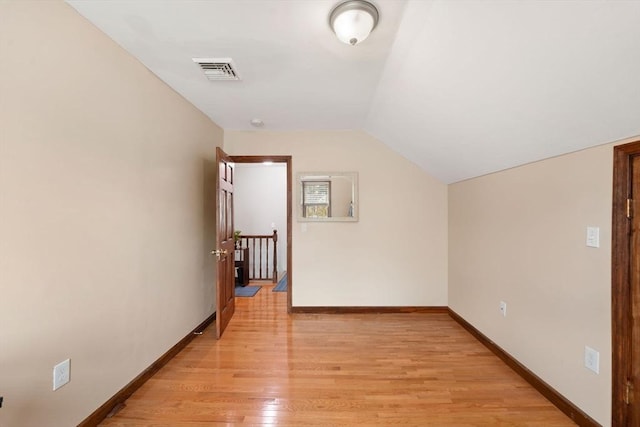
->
[99, 283, 576, 426]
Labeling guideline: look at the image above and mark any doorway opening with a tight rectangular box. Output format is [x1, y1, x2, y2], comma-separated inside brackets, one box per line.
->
[231, 155, 293, 313]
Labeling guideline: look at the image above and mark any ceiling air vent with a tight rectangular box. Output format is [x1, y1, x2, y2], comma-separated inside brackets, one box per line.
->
[192, 58, 241, 81]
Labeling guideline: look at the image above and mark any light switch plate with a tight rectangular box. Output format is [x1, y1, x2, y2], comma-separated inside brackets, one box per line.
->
[586, 226, 600, 248]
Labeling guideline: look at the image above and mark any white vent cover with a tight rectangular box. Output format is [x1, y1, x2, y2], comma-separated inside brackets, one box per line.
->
[192, 58, 241, 81]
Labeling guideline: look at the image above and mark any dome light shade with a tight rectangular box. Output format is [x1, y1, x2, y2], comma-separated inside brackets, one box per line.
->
[330, 1, 379, 46]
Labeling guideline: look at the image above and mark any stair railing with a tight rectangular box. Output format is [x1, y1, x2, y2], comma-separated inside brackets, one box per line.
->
[237, 230, 278, 283]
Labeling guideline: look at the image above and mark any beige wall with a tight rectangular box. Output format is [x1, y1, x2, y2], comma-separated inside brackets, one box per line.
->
[448, 140, 633, 426]
[225, 130, 448, 307]
[0, 2, 222, 426]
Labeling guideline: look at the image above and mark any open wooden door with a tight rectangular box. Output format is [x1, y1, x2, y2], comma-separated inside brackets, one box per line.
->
[213, 147, 235, 339]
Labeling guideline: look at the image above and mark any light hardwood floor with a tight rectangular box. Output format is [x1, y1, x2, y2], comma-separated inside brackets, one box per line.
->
[100, 283, 576, 426]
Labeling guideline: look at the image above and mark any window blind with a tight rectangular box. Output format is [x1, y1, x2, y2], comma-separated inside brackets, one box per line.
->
[303, 181, 329, 204]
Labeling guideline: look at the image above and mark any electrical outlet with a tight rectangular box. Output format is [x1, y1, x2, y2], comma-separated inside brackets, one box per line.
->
[586, 226, 600, 248]
[499, 301, 507, 317]
[584, 346, 599, 374]
[53, 359, 70, 391]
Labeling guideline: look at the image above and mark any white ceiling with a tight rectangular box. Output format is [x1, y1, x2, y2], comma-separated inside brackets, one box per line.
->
[66, 0, 640, 183]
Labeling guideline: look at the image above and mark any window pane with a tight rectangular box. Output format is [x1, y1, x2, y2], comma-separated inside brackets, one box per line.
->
[303, 182, 329, 204]
[302, 181, 331, 218]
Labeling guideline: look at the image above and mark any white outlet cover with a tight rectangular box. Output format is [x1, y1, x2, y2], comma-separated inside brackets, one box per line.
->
[53, 359, 70, 391]
[586, 226, 600, 248]
[584, 346, 599, 374]
[499, 301, 507, 317]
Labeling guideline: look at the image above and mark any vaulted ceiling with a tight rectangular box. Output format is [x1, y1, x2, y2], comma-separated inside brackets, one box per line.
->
[66, 0, 640, 183]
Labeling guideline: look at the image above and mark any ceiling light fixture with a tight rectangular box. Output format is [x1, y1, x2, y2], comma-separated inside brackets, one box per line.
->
[329, 0, 379, 46]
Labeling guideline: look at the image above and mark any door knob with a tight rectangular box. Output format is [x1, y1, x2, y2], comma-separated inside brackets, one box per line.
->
[211, 249, 227, 260]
